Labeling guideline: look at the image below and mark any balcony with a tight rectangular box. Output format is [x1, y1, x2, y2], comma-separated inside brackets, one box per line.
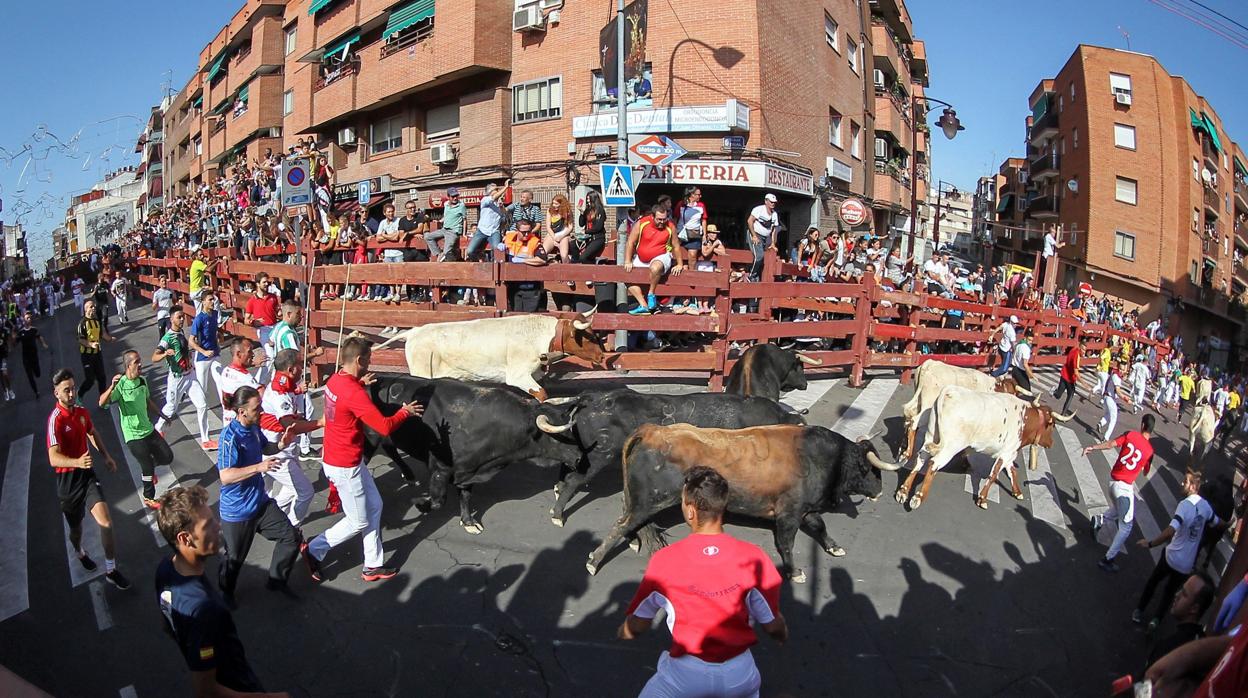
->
[207, 120, 228, 162]
[873, 85, 910, 142]
[871, 0, 914, 43]
[1026, 194, 1059, 219]
[1029, 152, 1059, 182]
[873, 158, 911, 209]
[1236, 179, 1247, 212]
[1029, 107, 1058, 146]
[314, 55, 360, 92]
[1203, 139, 1219, 171]
[871, 22, 911, 82]
[1204, 185, 1221, 218]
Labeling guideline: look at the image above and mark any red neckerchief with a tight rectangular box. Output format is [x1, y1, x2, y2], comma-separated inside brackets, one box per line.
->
[271, 372, 301, 395]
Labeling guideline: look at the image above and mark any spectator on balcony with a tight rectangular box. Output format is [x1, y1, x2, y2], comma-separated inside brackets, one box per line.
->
[571, 190, 607, 264]
[507, 190, 543, 237]
[465, 180, 511, 262]
[746, 193, 780, 281]
[440, 188, 467, 251]
[624, 204, 685, 315]
[541, 194, 574, 263]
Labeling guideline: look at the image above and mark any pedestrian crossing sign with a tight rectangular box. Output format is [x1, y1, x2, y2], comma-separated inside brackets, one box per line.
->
[599, 164, 636, 207]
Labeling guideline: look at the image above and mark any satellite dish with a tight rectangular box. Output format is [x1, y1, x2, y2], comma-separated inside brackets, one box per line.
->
[1066, 178, 1078, 193]
[1201, 168, 1212, 184]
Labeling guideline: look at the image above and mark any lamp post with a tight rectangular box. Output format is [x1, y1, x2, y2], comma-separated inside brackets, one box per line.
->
[908, 97, 964, 261]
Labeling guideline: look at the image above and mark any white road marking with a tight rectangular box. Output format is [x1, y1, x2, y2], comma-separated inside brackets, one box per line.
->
[962, 453, 1002, 503]
[1057, 426, 1108, 519]
[89, 579, 113, 630]
[781, 378, 839, 414]
[1027, 448, 1067, 530]
[832, 379, 899, 441]
[0, 436, 33, 622]
[110, 418, 170, 547]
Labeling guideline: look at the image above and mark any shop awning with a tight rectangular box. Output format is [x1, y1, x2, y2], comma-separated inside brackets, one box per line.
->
[323, 33, 360, 62]
[308, 0, 336, 14]
[206, 52, 229, 81]
[996, 193, 1014, 213]
[1235, 155, 1247, 177]
[334, 193, 390, 215]
[238, 84, 249, 102]
[384, 0, 436, 39]
[192, 95, 202, 109]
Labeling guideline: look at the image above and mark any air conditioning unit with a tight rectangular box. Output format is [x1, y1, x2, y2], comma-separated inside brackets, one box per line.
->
[513, 6, 545, 32]
[337, 126, 357, 147]
[873, 69, 885, 88]
[430, 142, 457, 164]
[873, 138, 887, 159]
[538, 0, 563, 9]
[1113, 88, 1132, 106]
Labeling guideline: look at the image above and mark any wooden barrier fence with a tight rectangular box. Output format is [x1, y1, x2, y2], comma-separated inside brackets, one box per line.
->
[128, 239, 1170, 389]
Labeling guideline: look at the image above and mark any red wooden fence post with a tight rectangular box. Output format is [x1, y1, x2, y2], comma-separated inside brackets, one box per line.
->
[849, 280, 873, 388]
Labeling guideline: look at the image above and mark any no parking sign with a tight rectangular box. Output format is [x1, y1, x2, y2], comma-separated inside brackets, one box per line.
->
[281, 157, 312, 207]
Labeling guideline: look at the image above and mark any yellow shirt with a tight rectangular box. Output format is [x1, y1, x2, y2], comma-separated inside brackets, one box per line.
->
[189, 259, 208, 293]
[1097, 348, 1112, 373]
[1229, 391, 1241, 410]
[1179, 374, 1195, 400]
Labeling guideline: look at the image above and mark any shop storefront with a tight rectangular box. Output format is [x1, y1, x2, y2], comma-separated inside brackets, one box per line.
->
[333, 175, 393, 224]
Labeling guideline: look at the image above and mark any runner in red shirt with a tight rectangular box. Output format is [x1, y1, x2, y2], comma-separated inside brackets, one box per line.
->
[1145, 626, 1248, 697]
[623, 204, 684, 315]
[243, 272, 280, 382]
[46, 368, 129, 589]
[619, 466, 787, 697]
[1084, 413, 1156, 572]
[1053, 335, 1085, 415]
[301, 336, 421, 583]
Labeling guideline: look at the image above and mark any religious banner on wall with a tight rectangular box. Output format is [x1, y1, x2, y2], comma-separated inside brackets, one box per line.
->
[599, 0, 648, 94]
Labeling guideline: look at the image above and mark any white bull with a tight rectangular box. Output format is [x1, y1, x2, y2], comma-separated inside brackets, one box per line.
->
[1188, 404, 1217, 469]
[374, 310, 606, 400]
[900, 360, 1020, 461]
[893, 385, 1071, 510]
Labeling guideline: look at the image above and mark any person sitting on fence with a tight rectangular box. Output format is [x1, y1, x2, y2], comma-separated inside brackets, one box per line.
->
[675, 224, 725, 316]
[922, 253, 950, 295]
[624, 204, 685, 315]
[541, 194, 574, 263]
[464, 179, 510, 262]
[796, 226, 829, 282]
[571, 190, 607, 265]
[501, 219, 548, 313]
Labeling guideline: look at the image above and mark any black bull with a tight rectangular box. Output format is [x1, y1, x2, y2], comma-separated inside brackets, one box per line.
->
[585, 423, 899, 582]
[362, 377, 582, 534]
[535, 390, 806, 526]
[724, 343, 824, 402]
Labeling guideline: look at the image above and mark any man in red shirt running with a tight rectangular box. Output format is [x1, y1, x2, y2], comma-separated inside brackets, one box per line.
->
[1052, 335, 1085, 416]
[623, 204, 684, 315]
[618, 466, 788, 697]
[301, 336, 421, 582]
[1084, 412, 1156, 573]
[243, 272, 280, 383]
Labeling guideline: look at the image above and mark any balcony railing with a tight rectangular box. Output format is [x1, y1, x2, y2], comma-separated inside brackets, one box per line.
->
[1029, 108, 1058, 145]
[1235, 179, 1247, 211]
[315, 56, 360, 93]
[1026, 194, 1059, 217]
[380, 19, 434, 58]
[1204, 185, 1222, 217]
[1029, 152, 1059, 180]
[874, 158, 912, 188]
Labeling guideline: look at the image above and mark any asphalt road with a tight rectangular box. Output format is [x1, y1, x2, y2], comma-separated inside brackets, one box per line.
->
[0, 301, 1240, 698]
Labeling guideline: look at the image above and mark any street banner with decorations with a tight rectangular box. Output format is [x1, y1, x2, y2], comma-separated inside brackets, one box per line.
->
[599, 0, 648, 94]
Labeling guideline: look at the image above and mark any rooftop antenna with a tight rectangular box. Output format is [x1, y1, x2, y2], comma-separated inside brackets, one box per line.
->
[1118, 25, 1131, 50]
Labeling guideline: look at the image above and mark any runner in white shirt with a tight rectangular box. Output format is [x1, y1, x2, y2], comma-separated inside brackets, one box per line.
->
[989, 315, 1018, 378]
[1128, 356, 1152, 415]
[1132, 470, 1220, 630]
[216, 337, 262, 427]
[259, 348, 321, 526]
[110, 275, 128, 323]
[71, 276, 85, 312]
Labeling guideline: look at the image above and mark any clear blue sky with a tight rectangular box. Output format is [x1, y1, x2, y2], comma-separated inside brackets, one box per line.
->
[912, 0, 1248, 193]
[3, 1, 1246, 269]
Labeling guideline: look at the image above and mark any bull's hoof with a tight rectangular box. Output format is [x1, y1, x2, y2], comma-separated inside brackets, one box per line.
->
[894, 489, 910, 505]
[586, 560, 600, 576]
[462, 521, 484, 535]
[976, 498, 989, 510]
[908, 494, 924, 510]
[825, 546, 846, 557]
[790, 569, 807, 584]
[628, 537, 641, 553]
[414, 498, 434, 514]
[553, 483, 562, 496]
[549, 512, 565, 528]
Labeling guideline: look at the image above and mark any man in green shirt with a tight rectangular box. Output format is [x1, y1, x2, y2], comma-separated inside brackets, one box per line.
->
[99, 350, 173, 508]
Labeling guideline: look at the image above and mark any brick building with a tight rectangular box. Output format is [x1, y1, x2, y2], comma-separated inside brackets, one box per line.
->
[994, 45, 1247, 352]
[160, 0, 933, 250]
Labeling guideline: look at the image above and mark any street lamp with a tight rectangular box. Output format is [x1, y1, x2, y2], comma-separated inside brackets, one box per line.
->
[908, 97, 965, 260]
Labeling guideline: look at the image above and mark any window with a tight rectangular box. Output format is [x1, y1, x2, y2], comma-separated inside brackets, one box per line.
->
[1193, 157, 1200, 180]
[1109, 72, 1132, 93]
[1115, 177, 1138, 205]
[370, 114, 404, 154]
[194, 138, 201, 156]
[425, 102, 460, 140]
[591, 63, 652, 113]
[282, 89, 294, 116]
[1071, 82, 1076, 100]
[1114, 231, 1136, 260]
[512, 76, 562, 124]
[1114, 123, 1136, 150]
[284, 25, 297, 56]
[1073, 127, 1079, 149]
[847, 37, 859, 74]
[850, 121, 862, 159]
[828, 109, 842, 147]
[824, 14, 839, 51]
[1191, 260, 1199, 282]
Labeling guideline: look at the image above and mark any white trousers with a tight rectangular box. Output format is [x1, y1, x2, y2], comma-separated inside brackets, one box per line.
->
[1098, 397, 1119, 441]
[266, 455, 315, 526]
[115, 295, 127, 321]
[1092, 370, 1109, 395]
[1094, 480, 1136, 560]
[640, 650, 761, 698]
[194, 359, 221, 418]
[155, 371, 210, 443]
[1132, 381, 1147, 409]
[73, 292, 83, 312]
[309, 462, 384, 569]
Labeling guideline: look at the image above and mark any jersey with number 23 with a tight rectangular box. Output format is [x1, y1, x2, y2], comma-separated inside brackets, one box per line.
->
[1110, 431, 1153, 485]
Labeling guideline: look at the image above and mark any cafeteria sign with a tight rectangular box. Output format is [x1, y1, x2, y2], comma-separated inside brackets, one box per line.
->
[633, 160, 813, 196]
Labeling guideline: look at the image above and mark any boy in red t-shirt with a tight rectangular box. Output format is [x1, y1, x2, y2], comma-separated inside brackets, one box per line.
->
[619, 466, 788, 696]
[1084, 413, 1156, 572]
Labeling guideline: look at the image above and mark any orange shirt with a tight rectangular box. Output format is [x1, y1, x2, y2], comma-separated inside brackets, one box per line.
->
[503, 231, 542, 261]
[634, 215, 674, 262]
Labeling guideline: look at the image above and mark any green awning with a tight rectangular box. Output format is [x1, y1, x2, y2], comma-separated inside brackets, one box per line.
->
[323, 33, 360, 61]
[1202, 112, 1224, 153]
[210, 97, 231, 116]
[192, 96, 202, 108]
[238, 84, 249, 102]
[308, 0, 336, 14]
[206, 52, 229, 81]
[1190, 108, 1202, 129]
[996, 193, 1013, 213]
[1031, 94, 1049, 122]
[384, 0, 435, 39]
[1235, 155, 1247, 177]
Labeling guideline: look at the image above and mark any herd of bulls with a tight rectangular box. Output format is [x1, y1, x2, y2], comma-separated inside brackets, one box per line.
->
[355, 311, 1073, 583]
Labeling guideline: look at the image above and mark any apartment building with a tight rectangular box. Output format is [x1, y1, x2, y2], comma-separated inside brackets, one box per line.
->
[136, 101, 170, 214]
[970, 174, 1002, 261]
[998, 45, 1246, 347]
[990, 157, 1029, 265]
[918, 184, 971, 256]
[63, 168, 142, 253]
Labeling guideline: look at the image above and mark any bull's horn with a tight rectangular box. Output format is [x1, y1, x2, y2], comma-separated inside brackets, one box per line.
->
[1015, 385, 1034, 398]
[572, 307, 597, 331]
[866, 450, 901, 471]
[1053, 411, 1076, 422]
[536, 414, 574, 434]
[796, 352, 824, 366]
[1031, 395, 1042, 407]
[543, 396, 578, 405]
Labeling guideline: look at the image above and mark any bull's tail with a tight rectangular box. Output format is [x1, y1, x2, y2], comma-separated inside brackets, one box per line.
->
[372, 326, 418, 351]
[924, 393, 943, 456]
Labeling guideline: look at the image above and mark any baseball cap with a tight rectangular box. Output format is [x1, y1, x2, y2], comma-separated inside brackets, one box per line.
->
[1009, 315, 1019, 323]
[764, 193, 778, 202]
[447, 186, 460, 197]
[705, 223, 720, 234]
